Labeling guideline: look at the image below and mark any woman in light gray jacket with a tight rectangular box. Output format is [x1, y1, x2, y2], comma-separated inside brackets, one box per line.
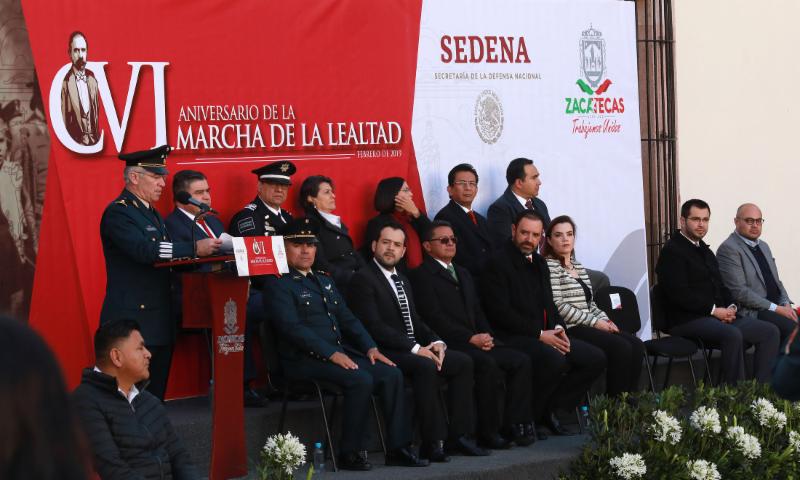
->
[542, 215, 644, 396]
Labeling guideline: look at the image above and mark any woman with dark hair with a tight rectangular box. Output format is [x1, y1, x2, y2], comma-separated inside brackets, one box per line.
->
[0, 316, 90, 480]
[299, 174, 365, 292]
[362, 177, 431, 271]
[542, 215, 644, 396]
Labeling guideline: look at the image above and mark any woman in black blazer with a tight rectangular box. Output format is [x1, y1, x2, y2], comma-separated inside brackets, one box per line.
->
[299, 175, 365, 293]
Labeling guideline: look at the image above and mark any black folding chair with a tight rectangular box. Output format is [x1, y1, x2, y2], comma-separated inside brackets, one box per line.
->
[261, 319, 387, 472]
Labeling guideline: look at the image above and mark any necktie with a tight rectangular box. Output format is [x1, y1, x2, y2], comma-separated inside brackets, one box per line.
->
[525, 199, 534, 210]
[391, 274, 415, 340]
[75, 71, 86, 82]
[196, 218, 215, 238]
[468, 210, 478, 226]
[446, 263, 458, 282]
[526, 255, 533, 263]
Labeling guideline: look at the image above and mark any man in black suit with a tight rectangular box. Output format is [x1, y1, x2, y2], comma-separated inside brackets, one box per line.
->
[164, 170, 266, 407]
[411, 220, 534, 449]
[481, 210, 605, 437]
[656, 199, 779, 383]
[486, 157, 550, 247]
[264, 218, 427, 470]
[348, 222, 482, 461]
[434, 164, 494, 279]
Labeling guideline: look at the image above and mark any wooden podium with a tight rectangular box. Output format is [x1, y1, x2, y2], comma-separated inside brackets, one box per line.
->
[176, 255, 249, 480]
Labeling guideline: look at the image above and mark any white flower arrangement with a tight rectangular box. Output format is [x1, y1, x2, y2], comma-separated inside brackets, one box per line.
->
[609, 453, 647, 479]
[752, 397, 787, 429]
[650, 410, 682, 444]
[689, 406, 721, 434]
[726, 425, 761, 460]
[686, 459, 721, 480]
[789, 431, 800, 454]
[259, 431, 307, 480]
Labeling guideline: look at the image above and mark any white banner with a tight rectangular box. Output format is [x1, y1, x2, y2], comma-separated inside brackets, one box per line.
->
[412, 0, 651, 336]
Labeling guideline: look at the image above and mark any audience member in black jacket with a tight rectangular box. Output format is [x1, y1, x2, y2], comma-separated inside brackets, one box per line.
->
[655, 199, 779, 383]
[434, 164, 494, 279]
[299, 175, 365, 294]
[72, 320, 198, 480]
[411, 221, 534, 448]
[480, 211, 604, 437]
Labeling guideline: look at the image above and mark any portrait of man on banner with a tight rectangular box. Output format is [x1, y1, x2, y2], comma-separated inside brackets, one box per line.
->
[60, 31, 98, 146]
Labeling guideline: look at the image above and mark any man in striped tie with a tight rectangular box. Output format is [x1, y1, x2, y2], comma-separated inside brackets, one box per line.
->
[348, 222, 483, 462]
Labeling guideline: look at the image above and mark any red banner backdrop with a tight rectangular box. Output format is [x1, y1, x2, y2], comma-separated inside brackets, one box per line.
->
[21, 0, 424, 397]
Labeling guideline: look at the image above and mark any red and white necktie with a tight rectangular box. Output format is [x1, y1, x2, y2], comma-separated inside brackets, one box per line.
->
[197, 218, 215, 238]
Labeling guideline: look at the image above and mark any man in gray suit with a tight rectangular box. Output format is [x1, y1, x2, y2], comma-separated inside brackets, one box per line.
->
[717, 203, 797, 346]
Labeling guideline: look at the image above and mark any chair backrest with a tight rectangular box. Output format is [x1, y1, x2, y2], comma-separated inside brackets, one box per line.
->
[595, 285, 641, 334]
[259, 311, 285, 382]
[649, 284, 669, 334]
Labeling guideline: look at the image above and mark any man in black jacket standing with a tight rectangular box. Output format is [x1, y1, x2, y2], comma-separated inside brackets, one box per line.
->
[434, 164, 494, 279]
[72, 319, 198, 480]
[481, 210, 604, 437]
[656, 198, 779, 383]
[486, 157, 550, 247]
[348, 222, 483, 460]
[411, 220, 534, 448]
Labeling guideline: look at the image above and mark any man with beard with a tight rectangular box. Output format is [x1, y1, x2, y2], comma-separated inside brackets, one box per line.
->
[480, 210, 605, 438]
[100, 146, 221, 400]
[348, 222, 483, 460]
[61, 31, 99, 146]
[656, 199, 779, 383]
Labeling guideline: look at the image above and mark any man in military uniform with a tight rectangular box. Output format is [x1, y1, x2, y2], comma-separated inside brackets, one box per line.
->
[263, 218, 428, 471]
[100, 145, 221, 401]
[229, 160, 296, 238]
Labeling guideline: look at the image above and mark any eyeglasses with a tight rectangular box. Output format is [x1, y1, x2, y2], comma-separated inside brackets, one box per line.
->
[737, 217, 765, 226]
[430, 236, 458, 245]
[453, 180, 477, 188]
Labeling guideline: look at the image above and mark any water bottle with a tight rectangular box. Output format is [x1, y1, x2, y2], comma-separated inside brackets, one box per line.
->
[312, 442, 325, 474]
[579, 405, 591, 431]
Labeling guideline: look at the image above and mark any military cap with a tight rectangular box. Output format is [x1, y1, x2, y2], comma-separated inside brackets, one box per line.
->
[252, 160, 296, 185]
[119, 145, 171, 175]
[283, 217, 319, 244]
[0, 100, 21, 124]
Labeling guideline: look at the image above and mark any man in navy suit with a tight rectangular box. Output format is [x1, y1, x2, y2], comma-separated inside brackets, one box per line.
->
[486, 158, 550, 248]
[434, 164, 494, 279]
[165, 170, 266, 407]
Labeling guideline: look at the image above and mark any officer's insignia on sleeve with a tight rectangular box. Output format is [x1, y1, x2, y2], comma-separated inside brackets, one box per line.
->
[115, 199, 127, 207]
[244, 203, 257, 211]
[237, 217, 256, 233]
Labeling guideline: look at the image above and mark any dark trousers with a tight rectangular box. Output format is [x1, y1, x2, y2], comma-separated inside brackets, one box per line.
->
[385, 348, 474, 442]
[502, 335, 605, 422]
[147, 344, 174, 401]
[669, 314, 780, 383]
[286, 356, 410, 454]
[757, 310, 797, 349]
[567, 326, 645, 396]
[454, 344, 532, 438]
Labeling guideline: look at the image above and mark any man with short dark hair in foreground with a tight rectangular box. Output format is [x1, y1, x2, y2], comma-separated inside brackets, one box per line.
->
[72, 319, 198, 479]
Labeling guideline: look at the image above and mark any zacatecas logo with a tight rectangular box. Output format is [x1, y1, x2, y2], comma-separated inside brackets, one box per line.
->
[565, 25, 625, 138]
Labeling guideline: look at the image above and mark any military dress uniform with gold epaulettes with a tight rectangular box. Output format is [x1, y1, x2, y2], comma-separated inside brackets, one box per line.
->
[99, 188, 194, 399]
[263, 267, 412, 455]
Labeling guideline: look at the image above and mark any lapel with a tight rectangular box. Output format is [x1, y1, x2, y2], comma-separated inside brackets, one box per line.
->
[175, 209, 211, 239]
[368, 260, 402, 312]
[502, 187, 525, 214]
[429, 256, 459, 287]
[733, 233, 766, 286]
[67, 73, 83, 126]
[123, 189, 168, 240]
[449, 200, 491, 244]
[318, 210, 349, 237]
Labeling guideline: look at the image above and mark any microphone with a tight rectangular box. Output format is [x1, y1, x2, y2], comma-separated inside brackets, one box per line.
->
[176, 190, 218, 214]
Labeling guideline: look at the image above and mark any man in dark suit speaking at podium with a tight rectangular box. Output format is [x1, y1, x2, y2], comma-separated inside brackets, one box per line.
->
[100, 146, 220, 401]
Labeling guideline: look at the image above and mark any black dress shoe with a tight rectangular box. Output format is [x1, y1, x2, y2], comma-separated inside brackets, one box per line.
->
[542, 412, 574, 436]
[422, 440, 450, 462]
[338, 451, 372, 471]
[243, 388, 268, 407]
[508, 423, 536, 447]
[385, 447, 430, 467]
[445, 436, 490, 456]
[477, 433, 513, 450]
